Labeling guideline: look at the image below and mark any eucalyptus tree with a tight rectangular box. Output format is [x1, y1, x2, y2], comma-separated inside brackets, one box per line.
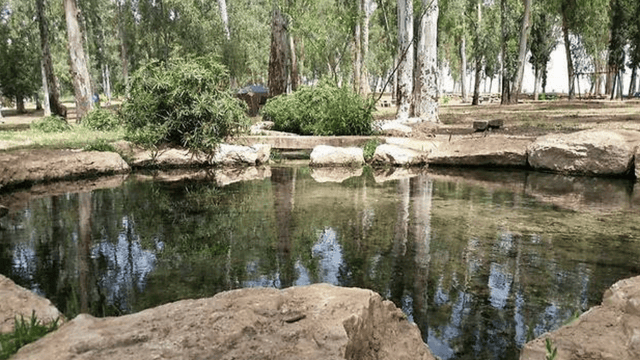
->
[413, 0, 439, 122]
[396, 0, 413, 119]
[510, 0, 531, 102]
[64, 0, 93, 120]
[529, 10, 559, 99]
[439, 0, 467, 99]
[268, 2, 288, 96]
[0, 0, 41, 113]
[608, 0, 632, 99]
[36, 0, 65, 117]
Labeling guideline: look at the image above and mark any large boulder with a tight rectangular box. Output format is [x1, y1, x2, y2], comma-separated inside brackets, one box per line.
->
[0, 149, 130, 190]
[371, 144, 428, 166]
[0, 275, 64, 334]
[13, 284, 435, 360]
[129, 144, 271, 168]
[527, 130, 639, 176]
[310, 145, 365, 167]
[428, 136, 530, 167]
[520, 276, 640, 360]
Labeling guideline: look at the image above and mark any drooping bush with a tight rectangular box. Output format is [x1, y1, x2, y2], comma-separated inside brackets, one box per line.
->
[82, 108, 120, 131]
[30, 115, 71, 133]
[261, 82, 374, 136]
[120, 57, 249, 152]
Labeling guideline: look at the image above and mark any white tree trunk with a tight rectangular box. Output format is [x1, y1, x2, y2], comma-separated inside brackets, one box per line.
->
[511, 0, 531, 102]
[360, 0, 376, 97]
[41, 62, 51, 116]
[460, 36, 467, 102]
[413, 0, 439, 122]
[396, 0, 414, 120]
[65, 0, 93, 121]
[217, 0, 231, 41]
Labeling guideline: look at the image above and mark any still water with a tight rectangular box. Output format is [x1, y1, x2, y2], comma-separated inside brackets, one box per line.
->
[1, 166, 640, 360]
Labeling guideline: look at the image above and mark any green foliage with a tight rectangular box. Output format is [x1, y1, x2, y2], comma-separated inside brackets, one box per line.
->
[262, 82, 374, 136]
[0, 312, 59, 360]
[121, 57, 249, 152]
[545, 338, 558, 360]
[30, 116, 71, 133]
[83, 139, 116, 153]
[363, 138, 380, 161]
[82, 109, 120, 131]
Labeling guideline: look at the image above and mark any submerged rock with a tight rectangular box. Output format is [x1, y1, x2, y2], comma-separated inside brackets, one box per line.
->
[0, 275, 63, 334]
[527, 129, 638, 176]
[14, 284, 435, 360]
[310, 145, 365, 167]
[520, 275, 640, 360]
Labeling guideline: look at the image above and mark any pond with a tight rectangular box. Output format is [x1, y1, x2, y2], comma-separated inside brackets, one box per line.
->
[1, 166, 640, 360]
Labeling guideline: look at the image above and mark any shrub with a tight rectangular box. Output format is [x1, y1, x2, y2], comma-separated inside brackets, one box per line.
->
[261, 82, 374, 136]
[30, 115, 71, 133]
[120, 57, 249, 152]
[82, 108, 120, 131]
[363, 138, 380, 161]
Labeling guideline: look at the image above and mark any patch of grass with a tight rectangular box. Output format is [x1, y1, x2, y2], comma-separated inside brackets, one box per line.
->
[0, 125, 125, 151]
[83, 139, 117, 152]
[363, 138, 380, 161]
[545, 338, 558, 360]
[0, 311, 59, 359]
[30, 116, 71, 133]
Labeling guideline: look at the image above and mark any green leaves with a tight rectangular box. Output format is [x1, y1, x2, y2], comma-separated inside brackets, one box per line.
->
[261, 82, 374, 136]
[121, 57, 249, 152]
[0, 311, 59, 360]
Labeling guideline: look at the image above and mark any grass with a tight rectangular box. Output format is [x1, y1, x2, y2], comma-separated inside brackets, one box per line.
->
[0, 124, 124, 151]
[0, 312, 59, 359]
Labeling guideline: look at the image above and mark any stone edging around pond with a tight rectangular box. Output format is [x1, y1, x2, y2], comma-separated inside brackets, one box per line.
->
[1, 128, 640, 192]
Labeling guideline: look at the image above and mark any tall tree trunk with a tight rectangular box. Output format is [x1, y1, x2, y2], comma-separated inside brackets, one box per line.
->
[628, 66, 637, 96]
[533, 67, 541, 100]
[500, 0, 510, 104]
[413, 0, 439, 122]
[217, 0, 231, 41]
[392, 55, 398, 103]
[460, 36, 467, 102]
[289, 36, 299, 92]
[360, 0, 376, 97]
[561, 11, 575, 100]
[41, 61, 51, 116]
[472, 0, 482, 106]
[268, 6, 288, 97]
[37, 0, 66, 118]
[511, 0, 531, 103]
[396, 0, 414, 119]
[16, 97, 25, 113]
[65, 0, 93, 121]
[353, 8, 362, 94]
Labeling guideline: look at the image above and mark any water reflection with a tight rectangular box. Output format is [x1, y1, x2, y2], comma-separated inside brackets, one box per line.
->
[1, 167, 640, 360]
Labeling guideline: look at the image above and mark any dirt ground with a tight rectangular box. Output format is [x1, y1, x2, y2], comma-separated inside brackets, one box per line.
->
[373, 95, 640, 138]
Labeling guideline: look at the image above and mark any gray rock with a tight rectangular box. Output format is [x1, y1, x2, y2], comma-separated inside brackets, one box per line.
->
[520, 276, 640, 360]
[131, 144, 271, 168]
[380, 122, 413, 136]
[13, 284, 436, 360]
[473, 120, 488, 131]
[372, 144, 428, 166]
[0, 275, 64, 334]
[211, 144, 272, 166]
[309, 145, 365, 167]
[428, 136, 529, 167]
[527, 130, 637, 176]
[0, 204, 7, 218]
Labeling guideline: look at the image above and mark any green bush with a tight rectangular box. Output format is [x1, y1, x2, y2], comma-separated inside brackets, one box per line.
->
[261, 82, 374, 136]
[82, 108, 120, 131]
[362, 138, 380, 161]
[120, 57, 249, 152]
[30, 115, 71, 133]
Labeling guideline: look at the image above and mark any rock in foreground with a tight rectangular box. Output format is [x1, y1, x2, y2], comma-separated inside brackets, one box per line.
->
[14, 284, 435, 360]
[520, 275, 640, 360]
[0, 275, 63, 334]
[310, 145, 365, 167]
[527, 129, 638, 176]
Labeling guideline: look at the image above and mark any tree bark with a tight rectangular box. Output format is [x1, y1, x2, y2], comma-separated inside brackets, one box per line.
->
[353, 7, 362, 94]
[65, 0, 93, 121]
[413, 0, 439, 122]
[460, 36, 467, 102]
[217, 0, 231, 41]
[511, 0, 531, 103]
[360, 0, 376, 97]
[561, 10, 575, 100]
[500, 0, 511, 104]
[472, 0, 482, 106]
[41, 62, 51, 116]
[268, 6, 288, 97]
[396, 0, 414, 119]
[289, 36, 299, 92]
[533, 67, 541, 100]
[37, 0, 66, 118]
[628, 66, 637, 96]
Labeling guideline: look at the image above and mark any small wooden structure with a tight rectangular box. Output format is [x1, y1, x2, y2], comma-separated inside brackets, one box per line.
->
[237, 85, 269, 117]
